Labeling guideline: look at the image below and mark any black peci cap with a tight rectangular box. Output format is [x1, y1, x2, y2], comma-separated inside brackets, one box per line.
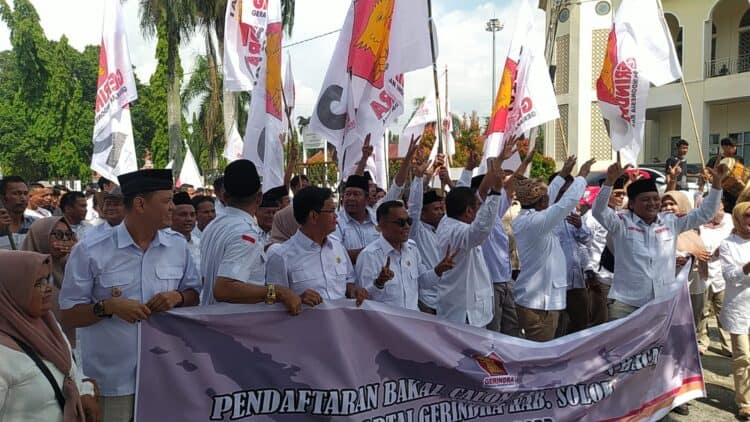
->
[224, 159, 261, 198]
[118, 169, 173, 197]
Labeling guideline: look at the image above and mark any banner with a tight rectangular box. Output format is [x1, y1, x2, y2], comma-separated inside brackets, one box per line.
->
[596, 0, 682, 164]
[242, 0, 285, 192]
[309, 0, 434, 184]
[91, 0, 138, 184]
[223, 121, 244, 163]
[399, 96, 437, 158]
[136, 286, 704, 421]
[283, 52, 295, 112]
[223, 0, 270, 92]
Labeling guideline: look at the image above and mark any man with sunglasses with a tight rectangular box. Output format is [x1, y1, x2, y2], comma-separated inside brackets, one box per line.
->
[266, 186, 368, 306]
[355, 201, 456, 311]
[60, 169, 201, 422]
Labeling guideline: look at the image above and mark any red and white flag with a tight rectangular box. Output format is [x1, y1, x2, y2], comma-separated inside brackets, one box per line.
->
[597, 0, 682, 164]
[243, 0, 284, 193]
[224, 0, 271, 92]
[91, 0, 138, 184]
[309, 0, 435, 186]
[482, 1, 557, 172]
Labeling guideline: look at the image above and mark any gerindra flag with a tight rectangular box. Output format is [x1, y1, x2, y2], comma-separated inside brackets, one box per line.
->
[597, 0, 682, 164]
[224, 0, 270, 92]
[243, 0, 284, 193]
[136, 286, 704, 421]
[309, 0, 434, 184]
[91, 0, 138, 184]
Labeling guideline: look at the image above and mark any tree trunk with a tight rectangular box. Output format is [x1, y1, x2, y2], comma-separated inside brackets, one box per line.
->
[205, 29, 221, 172]
[166, 6, 184, 174]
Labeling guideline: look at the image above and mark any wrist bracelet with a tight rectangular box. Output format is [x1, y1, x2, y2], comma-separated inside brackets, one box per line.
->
[374, 279, 385, 290]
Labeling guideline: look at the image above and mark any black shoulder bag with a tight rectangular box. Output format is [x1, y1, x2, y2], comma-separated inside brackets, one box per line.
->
[6, 333, 66, 410]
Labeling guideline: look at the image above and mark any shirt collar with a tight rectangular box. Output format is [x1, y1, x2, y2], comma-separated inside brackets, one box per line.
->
[376, 235, 399, 256]
[115, 222, 169, 249]
[630, 211, 662, 226]
[224, 206, 259, 225]
[340, 208, 377, 225]
[294, 229, 333, 251]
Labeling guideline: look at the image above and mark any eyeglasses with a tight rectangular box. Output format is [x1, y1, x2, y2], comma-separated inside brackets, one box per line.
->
[389, 217, 413, 227]
[50, 230, 75, 241]
[33, 276, 53, 290]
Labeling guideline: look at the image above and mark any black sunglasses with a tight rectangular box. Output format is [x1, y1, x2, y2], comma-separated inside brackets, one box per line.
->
[50, 230, 75, 241]
[390, 217, 413, 227]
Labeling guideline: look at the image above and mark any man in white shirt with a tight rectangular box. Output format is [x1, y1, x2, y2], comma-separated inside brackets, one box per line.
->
[697, 197, 734, 356]
[593, 153, 726, 320]
[435, 155, 507, 327]
[199, 159, 301, 313]
[583, 176, 627, 326]
[60, 191, 91, 236]
[266, 186, 368, 305]
[356, 200, 455, 311]
[24, 182, 52, 219]
[512, 157, 593, 341]
[171, 192, 201, 272]
[191, 195, 216, 241]
[257, 186, 287, 247]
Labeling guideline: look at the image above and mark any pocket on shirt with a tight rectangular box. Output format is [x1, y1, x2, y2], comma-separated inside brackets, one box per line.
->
[290, 269, 317, 293]
[99, 271, 132, 288]
[155, 265, 184, 290]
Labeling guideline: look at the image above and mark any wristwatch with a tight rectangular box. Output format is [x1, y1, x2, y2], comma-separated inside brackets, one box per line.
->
[265, 284, 277, 305]
[93, 300, 111, 318]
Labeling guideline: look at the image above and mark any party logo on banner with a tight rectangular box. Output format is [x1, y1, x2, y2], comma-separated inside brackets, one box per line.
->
[597, 29, 639, 125]
[474, 352, 517, 388]
[348, 0, 395, 88]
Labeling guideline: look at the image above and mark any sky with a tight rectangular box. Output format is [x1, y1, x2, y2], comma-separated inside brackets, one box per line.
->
[0, 0, 518, 127]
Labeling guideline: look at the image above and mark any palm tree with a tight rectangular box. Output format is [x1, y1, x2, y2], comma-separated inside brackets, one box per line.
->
[182, 54, 221, 171]
[137, 0, 196, 173]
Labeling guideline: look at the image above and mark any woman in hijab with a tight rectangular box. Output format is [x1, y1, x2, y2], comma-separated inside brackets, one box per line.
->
[719, 201, 750, 420]
[662, 191, 711, 323]
[21, 216, 77, 345]
[0, 250, 100, 421]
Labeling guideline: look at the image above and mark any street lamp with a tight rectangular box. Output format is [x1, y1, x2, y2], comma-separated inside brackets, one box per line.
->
[486, 18, 504, 106]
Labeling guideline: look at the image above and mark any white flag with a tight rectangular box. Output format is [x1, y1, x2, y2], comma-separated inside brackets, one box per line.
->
[223, 121, 244, 163]
[309, 0, 435, 184]
[399, 96, 437, 157]
[177, 141, 203, 188]
[223, 0, 270, 92]
[91, 0, 138, 184]
[242, 0, 285, 192]
[443, 80, 456, 158]
[283, 52, 295, 111]
[597, 0, 682, 164]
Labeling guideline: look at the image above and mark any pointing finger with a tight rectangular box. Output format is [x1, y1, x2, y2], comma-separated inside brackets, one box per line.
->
[384, 256, 391, 269]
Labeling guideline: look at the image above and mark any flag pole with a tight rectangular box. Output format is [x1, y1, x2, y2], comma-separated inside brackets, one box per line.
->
[427, 0, 444, 156]
[654, 0, 705, 168]
[444, 64, 453, 167]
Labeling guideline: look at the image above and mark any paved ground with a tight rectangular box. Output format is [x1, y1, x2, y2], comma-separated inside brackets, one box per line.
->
[660, 320, 740, 422]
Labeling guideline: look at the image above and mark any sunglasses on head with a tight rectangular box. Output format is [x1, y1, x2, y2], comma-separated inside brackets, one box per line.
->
[50, 230, 75, 241]
[390, 217, 413, 227]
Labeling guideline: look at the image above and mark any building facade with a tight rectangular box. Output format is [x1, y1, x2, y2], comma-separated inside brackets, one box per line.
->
[544, 0, 750, 168]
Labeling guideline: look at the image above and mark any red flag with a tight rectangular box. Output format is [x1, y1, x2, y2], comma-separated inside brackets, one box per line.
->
[347, 0, 396, 89]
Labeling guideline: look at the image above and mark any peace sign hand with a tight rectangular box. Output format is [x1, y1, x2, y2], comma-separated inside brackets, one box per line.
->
[375, 256, 394, 288]
[361, 134, 374, 160]
[605, 152, 625, 184]
[435, 245, 460, 277]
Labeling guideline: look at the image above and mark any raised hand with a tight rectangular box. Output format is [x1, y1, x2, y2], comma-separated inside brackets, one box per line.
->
[405, 134, 422, 161]
[361, 134, 374, 160]
[434, 153, 446, 169]
[415, 157, 432, 177]
[577, 158, 597, 178]
[498, 137, 520, 162]
[605, 152, 625, 185]
[707, 158, 730, 189]
[435, 245, 460, 277]
[375, 256, 395, 288]
[465, 150, 480, 171]
[560, 155, 577, 177]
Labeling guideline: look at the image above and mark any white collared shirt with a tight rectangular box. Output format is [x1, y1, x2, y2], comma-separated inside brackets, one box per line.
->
[593, 185, 721, 307]
[356, 236, 438, 311]
[407, 177, 442, 308]
[719, 234, 750, 334]
[265, 230, 354, 300]
[199, 207, 267, 305]
[333, 208, 379, 250]
[24, 207, 51, 219]
[513, 176, 586, 310]
[555, 216, 592, 290]
[59, 222, 201, 396]
[700, 218, 734, 292]
[482, 193, 513, 284]
[583, 209, 614, 284]
[435, 194, 502, 327]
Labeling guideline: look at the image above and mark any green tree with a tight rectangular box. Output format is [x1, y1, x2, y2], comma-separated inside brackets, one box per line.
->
[138, 0, 196, 173]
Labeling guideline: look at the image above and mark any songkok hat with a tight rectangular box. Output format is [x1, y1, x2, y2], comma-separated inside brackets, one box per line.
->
[261, 185, 288, 208]
[104, 186, 124, 199]
[345, 175, 369, 192]
[118, 169, 173, 197]
[224, 159, 261, 198]
[516, 178, 548, 207]
[173, 191, 193, 207]
[599, 175, 627, 190]
[423, 189, 444, 206]
[627, 178, 658, 201]
[470, 175, 484, 192]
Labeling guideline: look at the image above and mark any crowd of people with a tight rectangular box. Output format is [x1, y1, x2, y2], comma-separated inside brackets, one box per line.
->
[0, 135, 749, 421]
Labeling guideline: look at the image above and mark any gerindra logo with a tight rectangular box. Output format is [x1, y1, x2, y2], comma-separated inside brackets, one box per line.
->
[474, 352, 517, 388]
